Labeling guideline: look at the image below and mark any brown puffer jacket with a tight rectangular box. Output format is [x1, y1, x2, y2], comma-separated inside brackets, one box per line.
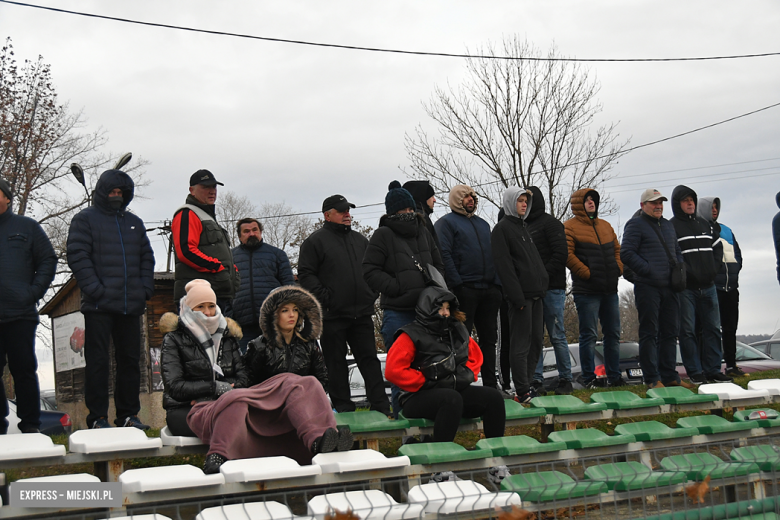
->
[564, 188, 623, 295]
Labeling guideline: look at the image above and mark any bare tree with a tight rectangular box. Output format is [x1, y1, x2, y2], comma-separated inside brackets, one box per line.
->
[404, 37, 629, 220]
[215, 190, 259, 247]
[618, 288, 639, 342]
[258, 201, 312, 270]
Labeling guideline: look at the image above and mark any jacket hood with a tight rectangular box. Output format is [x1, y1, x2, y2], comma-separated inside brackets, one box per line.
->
[414, 286, 461, 335]
[159, 311, 242, 338]
[403, 180, 435, 204]
[94, 169, 134, 213]
[570, 188, 600, 220]
[777, 192, 780, 210]
[448, 184, 478, 217]
[525, 186, 546, 222]
[502, 186, 533, 220]
[259, 285, 322, 347]
[671, 185, 697, 219]
[697, 196, 720, 223]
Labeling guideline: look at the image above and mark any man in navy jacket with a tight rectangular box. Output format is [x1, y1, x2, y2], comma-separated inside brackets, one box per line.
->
[67, 169, 155, 429]
[621, 189, 687, 389]
[0, 177, 56, 434]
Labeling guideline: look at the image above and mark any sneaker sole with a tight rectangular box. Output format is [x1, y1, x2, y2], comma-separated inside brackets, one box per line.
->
[317, 428, 340, 454]
[336, 427, 354, 451]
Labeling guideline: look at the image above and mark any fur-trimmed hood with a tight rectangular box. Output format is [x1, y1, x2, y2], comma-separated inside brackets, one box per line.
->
[159, 311, 243, 339]
[258, 285, 323, 347]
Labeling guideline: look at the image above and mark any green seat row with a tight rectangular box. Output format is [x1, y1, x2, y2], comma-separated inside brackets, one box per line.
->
[659, 452, 760, 480]
[647, 386, 719, 405]
[584, 461, 687, 492]
[643, 497, 777, 520]
[500, 471, 608, 502]
[730, 445, 780, 471]
[548, 429, 635, 449]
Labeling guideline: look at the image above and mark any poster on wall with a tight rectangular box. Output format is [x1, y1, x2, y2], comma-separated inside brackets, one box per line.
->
[150, 347, 163, 391]
[53, 311, 87, 372]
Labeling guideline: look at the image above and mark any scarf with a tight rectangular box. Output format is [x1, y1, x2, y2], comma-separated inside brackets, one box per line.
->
[179, 296, 227, 367]
[386, 212, 417, 223]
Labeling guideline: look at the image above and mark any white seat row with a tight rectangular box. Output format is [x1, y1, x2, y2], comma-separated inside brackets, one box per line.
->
[698, 382, 771, 401]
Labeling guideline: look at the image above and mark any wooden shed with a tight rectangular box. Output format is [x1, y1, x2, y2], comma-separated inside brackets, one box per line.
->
[39, 272, 176, 430]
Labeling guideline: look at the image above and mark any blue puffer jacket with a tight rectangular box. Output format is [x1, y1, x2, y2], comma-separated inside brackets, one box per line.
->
[434, 211, 498, 289]
[231, 241, 294, 327]
[0, 208, 57, 323]
[67, 170, 155, 315]
[620, 211, 683, 288]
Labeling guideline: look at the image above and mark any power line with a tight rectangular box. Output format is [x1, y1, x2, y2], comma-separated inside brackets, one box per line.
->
[2, 0, 780, 63]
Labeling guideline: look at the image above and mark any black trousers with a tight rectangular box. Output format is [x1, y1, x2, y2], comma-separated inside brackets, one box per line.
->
[507, 299, 544, 395]
[0, 319, 40, 433]
[403, 385, 505, 442]
[717, 288, 739, 368]
[84, 313, 142, 427]
[498, 301, 512, 390]
[453, 285, 502, 388]
[320, 315, 390, 414]
[166, 407, 197, 437]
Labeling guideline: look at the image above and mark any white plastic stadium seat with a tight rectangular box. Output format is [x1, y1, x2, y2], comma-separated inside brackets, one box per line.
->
[110, 516, 173, 520]
[160, 425, 205, 446]
[118, 464, 224, 493]
[0, 432, 66, 461]
[18, 474, 100, 483]
[197, 501, 314, 520]
[407, 480, 522, 514]
[69, 427, 162, 454]
[698, 382, 770, 401]
[308, 490, 424, 520]
[220, 456, 321, 483]
[312, 449, 410, 474]
[748, 379, 780, 397]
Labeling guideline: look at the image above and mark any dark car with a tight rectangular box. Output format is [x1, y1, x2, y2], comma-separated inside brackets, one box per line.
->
[7, 399, 72, 435]
[675, 341, 780, 378]
[749, 331, 780, 360]
[541, 341, 643, 391]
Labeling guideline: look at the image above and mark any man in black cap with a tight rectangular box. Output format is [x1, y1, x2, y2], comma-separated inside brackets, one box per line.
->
[299, 195, 391, 414]
[0, 177, 57, 434]
[298, 195, 391, 415]
[172, 170, 239, 315]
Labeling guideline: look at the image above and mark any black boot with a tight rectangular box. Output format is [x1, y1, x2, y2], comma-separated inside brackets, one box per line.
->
[203, 453, 227, 474]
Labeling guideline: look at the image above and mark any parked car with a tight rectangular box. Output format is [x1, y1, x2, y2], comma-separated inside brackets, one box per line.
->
[540, 341, 643, 391]
[347, 353, 391, 409]
[675, 341, 780, 379]
[6, 398, 72, 435]
[749, 331, 780, 360]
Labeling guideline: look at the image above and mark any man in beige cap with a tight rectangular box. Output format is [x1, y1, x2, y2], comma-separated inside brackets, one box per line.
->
[620, 189, 690, 389]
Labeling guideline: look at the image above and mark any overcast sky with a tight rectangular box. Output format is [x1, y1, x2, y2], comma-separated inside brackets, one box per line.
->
[5, 1, 780, 343]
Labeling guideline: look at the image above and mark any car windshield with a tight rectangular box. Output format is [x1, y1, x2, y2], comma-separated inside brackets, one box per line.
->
[674, 341, 770, 363]
[595, 342, 640, 361]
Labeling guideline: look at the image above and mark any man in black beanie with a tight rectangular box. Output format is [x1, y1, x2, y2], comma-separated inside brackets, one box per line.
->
[403, 180, 439, 248]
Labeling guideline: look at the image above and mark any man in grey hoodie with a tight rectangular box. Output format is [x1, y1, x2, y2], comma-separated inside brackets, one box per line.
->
[491, 187, 549, 403]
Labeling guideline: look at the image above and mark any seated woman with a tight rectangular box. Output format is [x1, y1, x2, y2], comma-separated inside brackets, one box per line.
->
[162, 281, 351, 474]
[385, 286, 507, 481]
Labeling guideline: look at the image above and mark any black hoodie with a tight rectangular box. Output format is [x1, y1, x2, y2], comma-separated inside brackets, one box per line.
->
[670, 185, 719, 290]
[524, 186, 567, 290]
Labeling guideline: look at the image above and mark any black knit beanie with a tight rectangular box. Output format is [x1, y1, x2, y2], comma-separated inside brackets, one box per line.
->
[385, 181, 416, 215]
[402, 180, 435, 203]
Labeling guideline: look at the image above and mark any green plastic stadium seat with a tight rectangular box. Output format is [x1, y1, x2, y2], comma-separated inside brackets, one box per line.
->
[584, 461, 687, 491]
[529, 395, 607, 415]
[646, 387, 718, 405]
[733, 408, 780, 428]
[730, 445, 780, 471]
[335, 411, 410, 432]
[642, 497, 778, 520]
[615, 421, 698, 441]
[660, 452, 760, 480]
[548, 428, 635, 449]
[500, 471, 607, 502]
[476, 435, 566, 457]
[676, 415, 759, 434]
[399, 411, 479, 428]
[504, 399, 546, 420]
[397, 442, 491, 465]
[589, 391, 665, 409]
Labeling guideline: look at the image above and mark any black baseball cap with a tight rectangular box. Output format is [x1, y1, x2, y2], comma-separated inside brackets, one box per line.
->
[322, 194, 356, 213]
[189, 169, 224, 187]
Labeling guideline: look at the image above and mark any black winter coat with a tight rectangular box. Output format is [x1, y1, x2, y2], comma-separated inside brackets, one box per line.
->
[67, 170, 155, 315]
[363, 214, 444, 312]
[0, 209, 57, 323]
[620, 212, 683, 288]
[298, 222, 378, 320]
[524, 187, 567, 291]
[231, 241, 294, 327]
[160, 313, 248, 410]
[491, 215, 549, 308]
[670, 185, 719, 290]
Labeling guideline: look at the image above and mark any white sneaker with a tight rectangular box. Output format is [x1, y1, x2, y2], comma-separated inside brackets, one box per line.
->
[487, 465, 511, 484]
[429, 471, 460, 483]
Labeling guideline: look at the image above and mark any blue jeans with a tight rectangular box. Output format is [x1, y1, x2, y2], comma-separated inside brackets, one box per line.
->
[573, 293, 621, 384]
[381, 309, 416, 418]
[634, 283, 681, 385]
[679, 285, 723, 376]
[534, 289, 572, 382]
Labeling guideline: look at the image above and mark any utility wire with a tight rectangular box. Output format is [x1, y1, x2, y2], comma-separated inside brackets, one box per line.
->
[2, 0, 780, 63]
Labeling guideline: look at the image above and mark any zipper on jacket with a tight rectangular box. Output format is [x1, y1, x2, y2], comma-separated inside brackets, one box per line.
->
[248, 249, 256, 321]
[469, 218, 487, 281]
[116, 214, 128, 314]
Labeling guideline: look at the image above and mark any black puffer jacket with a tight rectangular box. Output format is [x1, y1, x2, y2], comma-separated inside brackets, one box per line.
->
[67, 169, 155, 315]
[670, 185, 719, 290]
[298, 221, 378, 320]
[524, 186, 567, 291]
[160, 313, 247, 410]
[244, 286, 329, 390]
[363, 213, 444, 312]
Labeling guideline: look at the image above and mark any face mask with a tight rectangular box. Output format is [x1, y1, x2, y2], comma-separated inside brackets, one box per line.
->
[108, 195, 123, 210]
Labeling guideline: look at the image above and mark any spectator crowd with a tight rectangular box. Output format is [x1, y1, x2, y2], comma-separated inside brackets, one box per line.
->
[0, 167, 764, 479]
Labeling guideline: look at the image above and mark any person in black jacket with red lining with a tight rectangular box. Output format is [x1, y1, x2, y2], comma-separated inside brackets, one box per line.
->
[172, 170, 239, 315]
